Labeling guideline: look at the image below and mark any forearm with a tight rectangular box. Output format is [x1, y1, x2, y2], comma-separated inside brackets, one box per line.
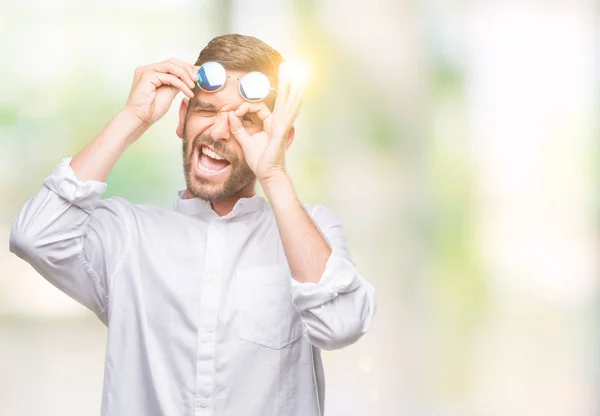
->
[70, 109, 148, 182]
[261, 172, 332, 284]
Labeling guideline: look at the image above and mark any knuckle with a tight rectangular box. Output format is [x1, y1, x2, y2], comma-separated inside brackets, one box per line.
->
[140, 70, 155, 81]
[168, 58, 183, 70]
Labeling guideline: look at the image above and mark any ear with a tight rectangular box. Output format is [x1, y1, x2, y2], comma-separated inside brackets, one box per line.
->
[176, 98, 189, 139]
[285, 125, 296, 150]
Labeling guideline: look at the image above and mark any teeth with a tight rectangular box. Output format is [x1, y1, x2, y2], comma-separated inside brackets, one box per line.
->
[196, 147, 228, 174]
[197, 162, 221, 173]
[201, 146, 225, 160]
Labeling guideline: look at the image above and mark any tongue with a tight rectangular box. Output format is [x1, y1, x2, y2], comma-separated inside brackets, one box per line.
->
[200, 153, 230, 171]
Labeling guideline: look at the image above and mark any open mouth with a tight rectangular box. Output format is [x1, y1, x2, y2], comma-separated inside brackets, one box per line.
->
[194, 145, 231, 177]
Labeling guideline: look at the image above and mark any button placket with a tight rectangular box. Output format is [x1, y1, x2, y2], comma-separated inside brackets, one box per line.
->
[194, 397, 213, 415]
[195, 220, 226, 403]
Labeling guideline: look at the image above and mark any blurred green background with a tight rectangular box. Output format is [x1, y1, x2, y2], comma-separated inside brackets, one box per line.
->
[1, 0, 599, 415]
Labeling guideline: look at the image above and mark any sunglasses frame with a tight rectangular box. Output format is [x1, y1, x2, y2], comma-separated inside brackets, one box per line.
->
[196, 61, 276, 103]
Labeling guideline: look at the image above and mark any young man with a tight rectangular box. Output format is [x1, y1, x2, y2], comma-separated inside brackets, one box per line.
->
[10, 34, 376, 416]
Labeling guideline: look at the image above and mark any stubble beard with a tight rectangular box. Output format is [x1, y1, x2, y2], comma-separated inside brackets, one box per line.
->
[182, 126, 255, 201]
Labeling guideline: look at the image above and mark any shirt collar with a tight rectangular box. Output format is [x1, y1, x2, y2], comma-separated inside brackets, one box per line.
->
[173, 190, 265, 219]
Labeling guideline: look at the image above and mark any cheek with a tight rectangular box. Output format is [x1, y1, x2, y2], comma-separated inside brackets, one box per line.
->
[185, 116, 215, 138]
[229, 140, 246, 164]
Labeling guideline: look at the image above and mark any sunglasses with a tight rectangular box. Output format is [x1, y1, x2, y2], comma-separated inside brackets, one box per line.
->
[196, 61, 276, 102]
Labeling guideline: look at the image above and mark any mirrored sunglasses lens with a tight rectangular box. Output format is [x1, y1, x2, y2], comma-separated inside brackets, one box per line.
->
[239, 72, 271, 101]
[197, 62, 226, 92]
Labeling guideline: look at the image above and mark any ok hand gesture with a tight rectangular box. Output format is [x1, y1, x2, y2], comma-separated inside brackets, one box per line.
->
[228, 62, 307, 183]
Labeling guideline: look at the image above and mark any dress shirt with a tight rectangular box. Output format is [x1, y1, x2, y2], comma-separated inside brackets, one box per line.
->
[9, 158, 376, 416]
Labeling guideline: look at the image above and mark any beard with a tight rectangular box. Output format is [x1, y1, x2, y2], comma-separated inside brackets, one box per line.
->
[182, 127, 255, 201]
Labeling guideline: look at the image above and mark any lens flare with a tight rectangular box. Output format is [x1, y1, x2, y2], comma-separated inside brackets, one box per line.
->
[282, 59, 312, 85]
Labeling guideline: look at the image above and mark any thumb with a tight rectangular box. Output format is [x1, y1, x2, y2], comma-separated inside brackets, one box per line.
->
[228, 112, 251, 146]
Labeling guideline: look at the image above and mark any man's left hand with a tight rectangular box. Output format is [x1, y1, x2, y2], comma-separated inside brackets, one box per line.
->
[228, 62, 306, 184]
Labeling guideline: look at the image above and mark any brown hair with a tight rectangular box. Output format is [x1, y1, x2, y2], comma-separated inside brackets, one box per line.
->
[195, 34, 284, 89]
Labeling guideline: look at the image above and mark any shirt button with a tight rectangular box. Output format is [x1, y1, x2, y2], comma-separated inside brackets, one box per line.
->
[196, 399, 208, 409]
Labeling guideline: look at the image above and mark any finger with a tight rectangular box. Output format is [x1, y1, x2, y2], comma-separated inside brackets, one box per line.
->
[147, 72, 194, 98]
[133, 65, 148, 81]
[147, 62, 195, 90]
[234, 102, 250, 117]
[284, 81, 305, 124]
[274, 62, 292, 114]
[162, 60, 197, 88]
[147, 61, 196, 90]
[167, 58, 198, 82]
[228, 112, 252, 145]
[288, 75, 308, 104]
[270, 99, 301, 141]
[235, 101, 272, 121]
[283, 74, 306, 107]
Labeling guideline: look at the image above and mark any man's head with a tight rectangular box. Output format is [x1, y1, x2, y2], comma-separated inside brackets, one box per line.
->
[176, 34, 284, 201]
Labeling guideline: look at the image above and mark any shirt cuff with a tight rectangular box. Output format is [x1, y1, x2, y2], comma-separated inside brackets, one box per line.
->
[42, 157, 108, 213]
[291, 253, 362, 311]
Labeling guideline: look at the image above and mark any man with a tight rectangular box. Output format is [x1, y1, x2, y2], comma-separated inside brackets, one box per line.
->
[9, 34, 376, 416]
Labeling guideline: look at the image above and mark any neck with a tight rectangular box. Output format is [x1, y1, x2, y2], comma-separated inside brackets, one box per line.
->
[185, 182, 256, 217]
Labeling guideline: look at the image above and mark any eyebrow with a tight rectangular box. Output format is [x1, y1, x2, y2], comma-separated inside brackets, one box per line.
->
[190, 99, 217, 111]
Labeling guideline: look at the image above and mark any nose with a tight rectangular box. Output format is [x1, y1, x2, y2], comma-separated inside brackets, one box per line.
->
[209, 111, 232, 142]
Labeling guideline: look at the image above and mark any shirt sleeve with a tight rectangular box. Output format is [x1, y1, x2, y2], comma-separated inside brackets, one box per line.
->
[9, 158, 131, 324]
[291, 204, 377, 350]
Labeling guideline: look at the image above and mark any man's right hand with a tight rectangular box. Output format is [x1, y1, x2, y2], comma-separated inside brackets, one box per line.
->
[124, 58, 198, 126]
[69, 59, 198, 182]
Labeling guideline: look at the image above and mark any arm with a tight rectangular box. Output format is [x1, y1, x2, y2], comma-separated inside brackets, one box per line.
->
[262, 173, 330, 284]
[262, 174, 376, 350]
[9, 163, 130, 322]
[9, 59, 197, 320]
[229, 63, 376, 350]
[71, 58, 197, 182]
[69, 109, 148, 182]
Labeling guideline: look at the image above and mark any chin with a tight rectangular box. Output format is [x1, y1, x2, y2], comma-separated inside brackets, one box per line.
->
[187, 178, 228, 201]
[186, 173, 254, 202]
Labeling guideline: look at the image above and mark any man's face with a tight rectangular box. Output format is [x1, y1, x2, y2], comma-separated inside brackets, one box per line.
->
[178, 69, 266, 201]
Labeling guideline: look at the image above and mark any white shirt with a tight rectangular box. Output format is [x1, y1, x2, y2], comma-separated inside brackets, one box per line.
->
[9, 158, 376, 416]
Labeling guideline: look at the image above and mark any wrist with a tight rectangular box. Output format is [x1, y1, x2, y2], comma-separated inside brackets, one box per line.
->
[115, 108, 151, 145]
[261, 170, 301, 212]
[260, 170, 290, 192]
